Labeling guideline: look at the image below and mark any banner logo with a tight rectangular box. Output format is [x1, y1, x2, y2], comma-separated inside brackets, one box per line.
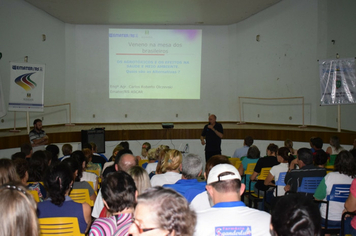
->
[15, 72, 37, 91]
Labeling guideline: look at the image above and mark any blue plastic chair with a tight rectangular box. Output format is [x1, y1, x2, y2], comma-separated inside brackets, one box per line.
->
[319, 184, 351, 235]
[275, 172, 287, 197]
[297, 177, 323, 194]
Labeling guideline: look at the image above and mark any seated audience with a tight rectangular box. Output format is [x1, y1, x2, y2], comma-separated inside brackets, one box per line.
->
[238, 145, 260, 191]
[326, 136, 344, 155]
[59, 143, 72, 161]
[83, 143, 106, 169]
[72, 150, 98, 192]
[0, 183, 39, 236]
[27, 151, 47, 201]
[62, 156, 96, 202]
[314, 150, 356, 227]
[150, 149, 182, 186]
[154, 148, 170, 175]
[345, 177, 356, 235]
[46, 144, 60, 166]
[194, 164, 271, 236]
[137, 142, 151, 161]
[250, 143, 279, 197]
[163, 153, 205, 203]
[0, 158, 20, 184]
[310, 137, 324, 153]
[20, 143, 33, 160]
[11, 152, 26, 160]
[89, 171, 136, 236]
[128, 166, 151, 194]
[83, 147, 102, 174]
[37, 163, 91, 234]
[190, 155, 231, 212]
[284, 139, 298, 155]
[128, 186, 196, 236]
[90, 142, 108, 161]
[102, 149, 133, 178]
[285, 148, 326, 195]
[271, 194, 321, 236]
[264, 147, 293, 198]
[232, 136, 254, 158]
[144, 148, 158, 174]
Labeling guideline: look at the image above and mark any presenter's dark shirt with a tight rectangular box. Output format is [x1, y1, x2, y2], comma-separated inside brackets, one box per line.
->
[201, 122, 223, 152]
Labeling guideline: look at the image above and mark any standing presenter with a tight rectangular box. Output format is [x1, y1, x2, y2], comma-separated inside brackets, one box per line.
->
[200, 114, 223, 161]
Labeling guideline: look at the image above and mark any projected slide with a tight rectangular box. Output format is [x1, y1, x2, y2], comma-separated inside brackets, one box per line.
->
[109, 29, 202, 99]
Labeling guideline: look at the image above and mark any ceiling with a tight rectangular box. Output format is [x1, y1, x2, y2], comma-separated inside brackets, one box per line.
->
[25, 0, 281, 25]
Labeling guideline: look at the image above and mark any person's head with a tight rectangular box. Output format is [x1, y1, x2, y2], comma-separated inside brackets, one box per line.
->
[44, 163, 73, 205]
[116, 153, 137, 172]
[61, 157, 80, 181]
[147, 148, 157, 161]
[82, 148, 92, 162]
[62, 144, 73, 156]
[20, 143, 32, 157]
[181, 154, 203, 179]
[267, 143, 278, 156]
[0, 183, 39, 236]
[310, 137, 323, 150]
[206, 164, 244, 204]
[110, 145, 124, 161]
[33, 119, 42, 130]
[28, 151, 47, 182]
[205, 155, 231, 180]
[277, 147, 294, 164]
[101, 171, 137, 215]
[155, 148, 170, 174]
[89, 142, 97, 152]
[141, 142, 151, 157]
[271, 194, 321, 236]
[208, 114, 217, 125]
[70, 150, 87, 179]
[0, 159, 20, 185]
[244, 136, 254, 147]
[13, 158, 29, 184]
[313, 150, 328, 167]
[284, 139, 294, 150]
[119, 141, 130, 150]
[11, 152, 26, 161]
[247, 145, 260, 159]
[128, 186, 196, 236]
[161, 149, 182, 173]
[128, 166, 151, 195]
[297, 148, 313, 167]
[46, 145, 60, 166]
[330, 136, 341, 150]
[114, 149, 134, 167]
[43, 150, 53, 166]
[334, 150, 356, 178]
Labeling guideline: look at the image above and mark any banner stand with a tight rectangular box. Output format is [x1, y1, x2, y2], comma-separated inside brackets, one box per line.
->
[9, 111, 21, 132]
[338, 105, 341, 132]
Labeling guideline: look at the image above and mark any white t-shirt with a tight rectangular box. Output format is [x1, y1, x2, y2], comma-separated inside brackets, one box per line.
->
[92, 189, 104, 218]
[190, 191, 211, 212]
[150, 172, 182, 187]
[269, 162, 289, 196]
[81, 171, 98, 191]
[194, 201, 271, 236]
[145, 162, 158, 175]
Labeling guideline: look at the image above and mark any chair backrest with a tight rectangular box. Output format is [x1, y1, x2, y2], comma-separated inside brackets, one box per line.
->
[139, 159, 148, 167]
[328, 154, 338, 166]
[257, 167, 272, 181]
[86, 169, 100, 177]
[39, 217, 84, 236]
[229, 158, 240, 166]
[69, 189, 93, 206]
[234, 161, 242, 170]
[297, 177, 323, 194]
[275, 172, 287, 187]
[244, 163, 256, 175]
[327, 184, 351, 202]
[28, 190, 40, 202]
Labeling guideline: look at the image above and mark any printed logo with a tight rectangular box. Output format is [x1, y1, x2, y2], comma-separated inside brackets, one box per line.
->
[215, 226, 252, 236]
[15, 72, 37, 91]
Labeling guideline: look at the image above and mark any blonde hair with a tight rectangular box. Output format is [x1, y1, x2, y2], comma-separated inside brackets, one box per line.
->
[0, 183, 39, 236]
[156, 149, 170, 174]
[147, 148, 157, 161]
[128, 166, 151, 194]
[162, 149, 182, 173]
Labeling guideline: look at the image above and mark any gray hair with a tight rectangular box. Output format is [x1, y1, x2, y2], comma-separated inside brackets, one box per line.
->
[182, 154, 203, 179]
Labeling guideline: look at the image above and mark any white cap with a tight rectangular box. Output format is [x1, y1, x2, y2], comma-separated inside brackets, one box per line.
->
[207, 164, 241, 184]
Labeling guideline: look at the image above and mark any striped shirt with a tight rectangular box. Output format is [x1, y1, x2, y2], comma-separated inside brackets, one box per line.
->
[89, 213, 133, 236]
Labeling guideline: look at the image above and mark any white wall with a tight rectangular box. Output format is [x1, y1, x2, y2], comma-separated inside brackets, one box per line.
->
[0, 0, 355, 132]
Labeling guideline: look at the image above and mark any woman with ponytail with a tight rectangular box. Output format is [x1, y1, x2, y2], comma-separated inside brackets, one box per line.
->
[37, 163, 91, 234]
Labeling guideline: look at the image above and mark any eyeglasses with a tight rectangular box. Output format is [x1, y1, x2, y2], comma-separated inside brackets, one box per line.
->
[132, 220, 160, 233]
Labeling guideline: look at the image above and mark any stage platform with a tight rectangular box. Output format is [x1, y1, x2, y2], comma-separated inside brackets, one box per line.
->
[0, 122, 355, 149]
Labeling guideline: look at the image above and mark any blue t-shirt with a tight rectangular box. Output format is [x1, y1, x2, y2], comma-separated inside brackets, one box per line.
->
[164, 179, 206, 203]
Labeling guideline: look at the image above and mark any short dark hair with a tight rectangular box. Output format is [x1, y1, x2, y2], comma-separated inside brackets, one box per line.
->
[13, 158, 29, 179]
[28, 151, 47, 182]
[101, 171, 137, 214]
[271, 194, 321, 236]
[118, 141, 130, 150]
[114, 149, 133, 167]
[297, 148, 313, 165]
[334, 150, 356, 178]
[70, 151, 87, 180]
[11, 152, 26, 160]
[210, 176, 242, 194]
[247, 145, 260, 159]
[267, 143, 278, 155]
[244, 136, 254, 147]
[313, 150, 328, 166]
[311, 137, 323, 149]
[205, 155, 231, 180]
[61, 157, 79, 181]
[20, 143, 32, 156]
[33, 119, 42, 125]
